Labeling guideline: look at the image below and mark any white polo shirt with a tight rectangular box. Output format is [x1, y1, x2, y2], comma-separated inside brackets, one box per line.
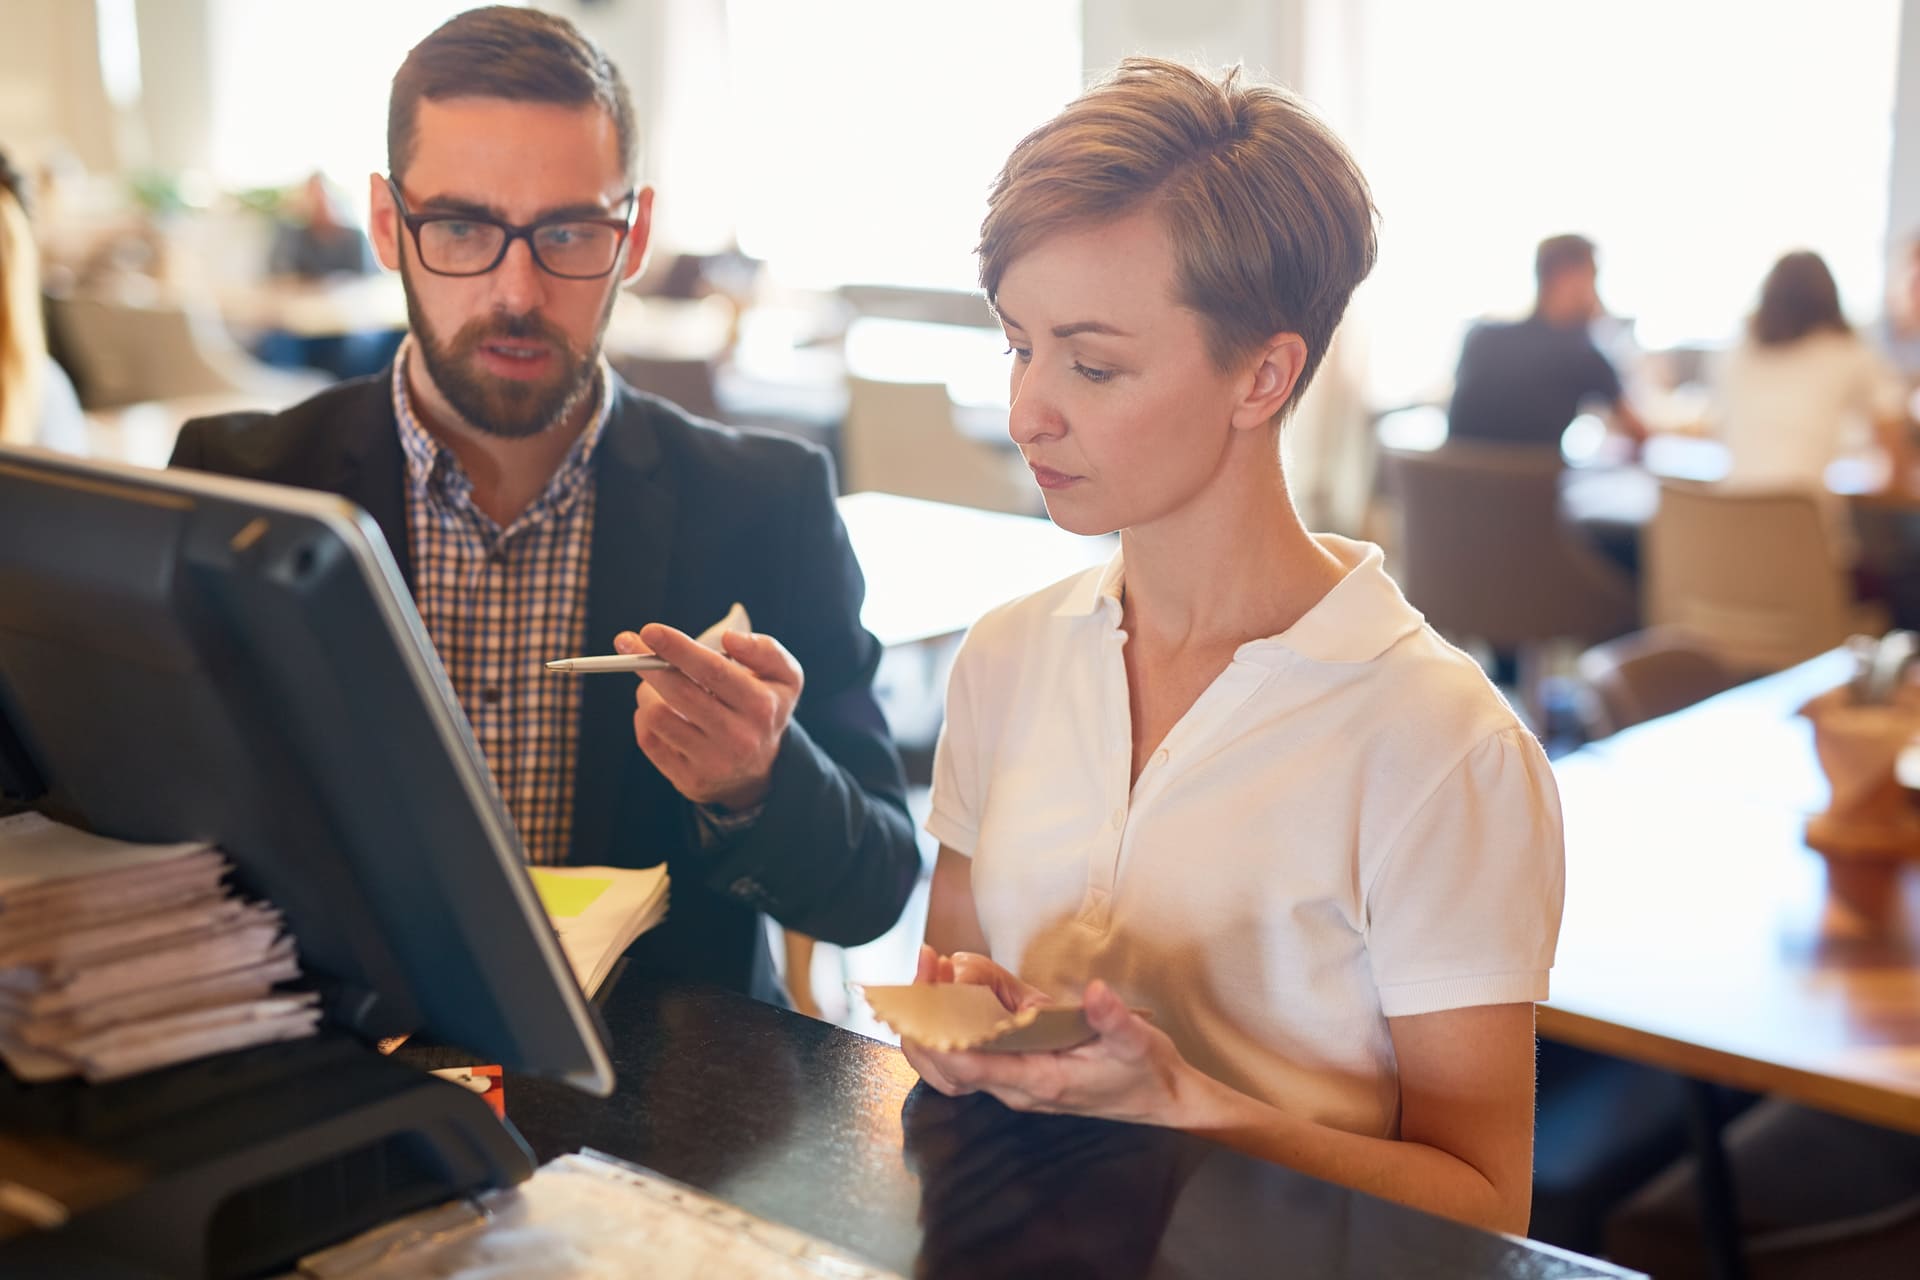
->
[927, 534, 1564, 1139]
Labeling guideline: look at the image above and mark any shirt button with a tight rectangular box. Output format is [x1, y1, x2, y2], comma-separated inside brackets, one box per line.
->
[1152, 748, 1169, 766]
[1109, 808, 1124, 831]
[480, 686, 503, 705]
[488, 547, 508, 566]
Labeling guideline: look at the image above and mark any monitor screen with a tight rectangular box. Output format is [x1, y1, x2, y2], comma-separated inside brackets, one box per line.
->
[0, 445, 612, 1094]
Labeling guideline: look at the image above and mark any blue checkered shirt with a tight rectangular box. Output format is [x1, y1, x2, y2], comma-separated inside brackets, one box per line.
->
[392, 339, 612, 865]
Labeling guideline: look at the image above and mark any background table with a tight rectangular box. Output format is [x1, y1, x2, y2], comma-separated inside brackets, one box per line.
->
[1546, 649, 1920, 1132]
[838, 490, 1115, 649]
[506, 978, 1641, 1279]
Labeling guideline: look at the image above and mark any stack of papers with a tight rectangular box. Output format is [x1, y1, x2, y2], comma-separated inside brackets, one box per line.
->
[527, 865, 669, 996]
[0, 812, 315, 1083]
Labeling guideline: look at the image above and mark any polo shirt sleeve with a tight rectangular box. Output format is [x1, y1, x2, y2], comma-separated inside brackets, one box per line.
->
[925, 633, 986, 857]
[1364, 726, 1565, 1018]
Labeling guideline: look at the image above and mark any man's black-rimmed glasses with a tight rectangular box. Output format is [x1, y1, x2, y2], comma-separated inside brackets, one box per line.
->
[385, 176, 638, 279]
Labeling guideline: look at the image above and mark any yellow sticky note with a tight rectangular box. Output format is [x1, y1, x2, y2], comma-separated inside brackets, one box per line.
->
[529, 870, 611, 919]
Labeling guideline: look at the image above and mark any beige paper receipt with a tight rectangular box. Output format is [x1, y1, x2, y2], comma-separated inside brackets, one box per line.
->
[861, 983, 1099, 1054]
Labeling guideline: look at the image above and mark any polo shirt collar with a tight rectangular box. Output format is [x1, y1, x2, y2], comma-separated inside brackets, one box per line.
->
[1049, 534, 1424, 665]
[1051, 550, 1127, 621]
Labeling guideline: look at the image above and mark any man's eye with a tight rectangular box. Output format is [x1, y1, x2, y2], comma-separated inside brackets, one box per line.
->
[440, 221, 478, 239]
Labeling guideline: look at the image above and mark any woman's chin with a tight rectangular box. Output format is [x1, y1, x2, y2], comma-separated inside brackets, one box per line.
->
[1038, 493, 1120, 539]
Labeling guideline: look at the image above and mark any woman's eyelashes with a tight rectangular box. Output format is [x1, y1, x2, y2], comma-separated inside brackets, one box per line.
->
[1002, 343, 1117, 385]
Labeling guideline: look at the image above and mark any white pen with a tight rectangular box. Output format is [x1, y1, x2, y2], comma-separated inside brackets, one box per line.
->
[544, 653, 673, 674]
[546, 602, 753, 676]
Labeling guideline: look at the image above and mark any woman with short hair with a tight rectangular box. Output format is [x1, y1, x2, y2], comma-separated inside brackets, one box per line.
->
[900, 59, 1564, 1236]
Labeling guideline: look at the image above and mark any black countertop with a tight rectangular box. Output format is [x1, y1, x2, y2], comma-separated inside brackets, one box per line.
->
[503, 976, 1643, 1279]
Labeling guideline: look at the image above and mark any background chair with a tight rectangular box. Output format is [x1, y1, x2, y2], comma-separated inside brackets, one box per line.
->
[609, 353, 725, 423]
[835, 283, 995, 329]
[1576, 627, 1740, 738]
[47, 292, 324, 410]
[1381, 441, 1639, 714]
[1644, 481, 1877, 676]
[841, 376, 1039, 515]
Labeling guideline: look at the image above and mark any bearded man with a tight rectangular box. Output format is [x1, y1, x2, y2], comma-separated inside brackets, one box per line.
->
[171, 6, 917, 1006]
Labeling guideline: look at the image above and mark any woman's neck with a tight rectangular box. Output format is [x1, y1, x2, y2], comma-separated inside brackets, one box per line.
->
[1118, 439, 1347, 653]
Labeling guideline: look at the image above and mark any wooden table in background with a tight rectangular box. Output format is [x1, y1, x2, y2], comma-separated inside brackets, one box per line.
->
[1545, 649, 1920, 1134]
[837, 490, 1115, 649]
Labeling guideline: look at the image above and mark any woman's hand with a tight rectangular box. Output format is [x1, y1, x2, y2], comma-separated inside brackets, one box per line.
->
[898, 944, 1049, 1095]
[900, 946, 1200, 1128]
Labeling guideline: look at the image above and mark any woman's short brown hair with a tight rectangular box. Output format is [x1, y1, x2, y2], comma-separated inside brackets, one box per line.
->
[978, 57, 1377, 415]
[388, 6, 637, 185]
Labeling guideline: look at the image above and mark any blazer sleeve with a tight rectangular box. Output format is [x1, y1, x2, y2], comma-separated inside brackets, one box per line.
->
[692, 448, 919, 947]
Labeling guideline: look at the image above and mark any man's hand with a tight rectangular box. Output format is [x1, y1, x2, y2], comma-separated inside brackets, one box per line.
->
[617, 622, 803, 812]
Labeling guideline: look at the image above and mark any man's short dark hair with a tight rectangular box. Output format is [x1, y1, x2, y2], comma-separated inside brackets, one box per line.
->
[1534, 234, 1596, 291]
[388, 6, 637, 184]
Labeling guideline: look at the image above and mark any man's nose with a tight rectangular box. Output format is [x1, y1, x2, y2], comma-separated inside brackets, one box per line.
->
[489, 237, 549, 313]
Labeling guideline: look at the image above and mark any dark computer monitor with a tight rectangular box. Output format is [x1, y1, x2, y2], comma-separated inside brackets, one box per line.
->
[0, 444, 612, 1094]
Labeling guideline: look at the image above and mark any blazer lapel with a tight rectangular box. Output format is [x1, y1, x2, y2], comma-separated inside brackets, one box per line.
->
[330, 374, 414, 590]
[571, 388, 676, 865]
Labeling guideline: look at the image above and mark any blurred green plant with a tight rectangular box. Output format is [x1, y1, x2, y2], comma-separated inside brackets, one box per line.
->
[125, 169, 184, 218]
[231, 185, 289, 218]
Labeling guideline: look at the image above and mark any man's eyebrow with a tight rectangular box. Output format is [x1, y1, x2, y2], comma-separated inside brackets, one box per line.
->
[412, 193, 629, 221]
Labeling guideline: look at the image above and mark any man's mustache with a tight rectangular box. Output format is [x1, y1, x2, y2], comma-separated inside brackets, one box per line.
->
[454, 312, 573, 354]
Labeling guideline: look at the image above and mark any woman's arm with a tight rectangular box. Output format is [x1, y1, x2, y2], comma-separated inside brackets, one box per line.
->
[908, 978, 1538, 1236]
[923, 845, 991, 956]
[1176, 1003, 1537, 1235]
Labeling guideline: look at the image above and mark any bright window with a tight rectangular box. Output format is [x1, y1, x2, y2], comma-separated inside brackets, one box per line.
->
[1352, 0, 1902, 406]
[207, 1, 486, 201]
[721, 0, 1083, 289]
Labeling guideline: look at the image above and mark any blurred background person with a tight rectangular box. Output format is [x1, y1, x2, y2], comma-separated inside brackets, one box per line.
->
[1714, 250, 1906, 496]
[0, 148, 85, 452]
[1447, 234, 1648, 455]
[268, 170, 377, 280]
[1878, 233, 1920, 384]
[256, 170, 399, 381]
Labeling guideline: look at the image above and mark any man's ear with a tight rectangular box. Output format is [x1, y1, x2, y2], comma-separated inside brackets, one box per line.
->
[1230, 332, 1309, 431]
[368, 173, 402, 272]
[619, 186, 656, 284]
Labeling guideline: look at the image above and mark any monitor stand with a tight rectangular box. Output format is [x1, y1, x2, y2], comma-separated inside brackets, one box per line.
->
[0, 1030, 533, 1278]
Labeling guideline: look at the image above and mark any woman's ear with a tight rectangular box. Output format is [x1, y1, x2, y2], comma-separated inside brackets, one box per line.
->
[1230, 332, 1309, 431]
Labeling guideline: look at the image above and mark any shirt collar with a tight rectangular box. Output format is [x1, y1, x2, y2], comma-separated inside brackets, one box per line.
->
[390, 335, 615, 509]
[1050, 534, 1425, 665]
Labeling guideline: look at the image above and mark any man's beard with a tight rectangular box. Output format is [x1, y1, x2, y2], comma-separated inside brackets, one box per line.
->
[402, 266, 617, 440]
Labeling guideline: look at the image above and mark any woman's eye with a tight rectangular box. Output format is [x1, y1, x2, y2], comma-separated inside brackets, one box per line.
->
[1073, 362, 1114, 384]
[1004, 345, 1032, 363]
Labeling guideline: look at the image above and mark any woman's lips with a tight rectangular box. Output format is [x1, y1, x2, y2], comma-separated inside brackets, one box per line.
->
[1029, 464, 1082, 490]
